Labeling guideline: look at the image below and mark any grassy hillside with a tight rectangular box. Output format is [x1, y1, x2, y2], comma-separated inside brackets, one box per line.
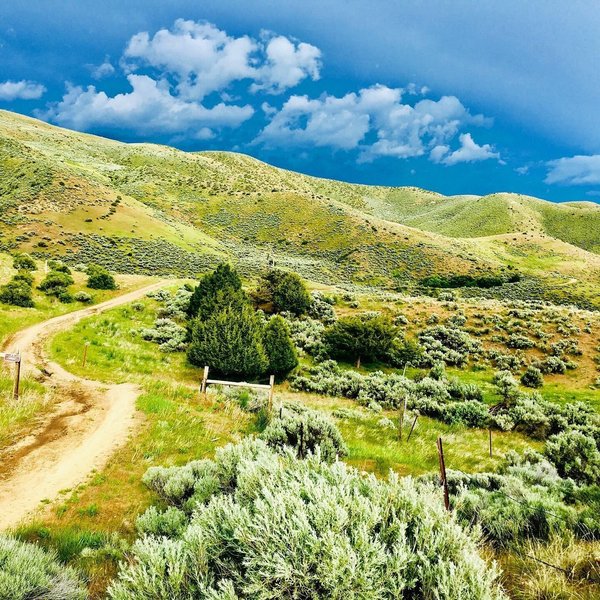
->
[1, 109, 599, 307]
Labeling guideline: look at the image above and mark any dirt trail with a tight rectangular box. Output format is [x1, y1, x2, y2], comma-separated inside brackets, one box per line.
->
[0, 281, 167, 530]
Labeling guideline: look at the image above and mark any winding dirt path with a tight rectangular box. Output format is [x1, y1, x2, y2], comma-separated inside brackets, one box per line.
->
[0, 281, 167, 530]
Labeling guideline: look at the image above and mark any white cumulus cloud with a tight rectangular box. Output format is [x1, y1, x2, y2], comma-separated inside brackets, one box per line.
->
[545, 155, 600, 185]
[431, 133, 500, 165]
[122, 19, 321, 100]
[42, 75, 253, 136]
[0, 80, 46, 101]
[256, 85, 493, 165]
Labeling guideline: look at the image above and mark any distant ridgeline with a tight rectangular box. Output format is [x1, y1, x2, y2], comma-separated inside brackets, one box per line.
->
[421, 272, 521, 289]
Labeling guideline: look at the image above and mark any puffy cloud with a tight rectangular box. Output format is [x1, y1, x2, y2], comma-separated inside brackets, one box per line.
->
[91, 58, 115, 80]
[431, 133, 500, 165]
[250, 34, 321, 94]
[122, 19, 320, 100]
[0, 80, 46, 101]
[545, 155, 600, 185]
[257, 85, 493, 164]
[43, 75, 253, 136]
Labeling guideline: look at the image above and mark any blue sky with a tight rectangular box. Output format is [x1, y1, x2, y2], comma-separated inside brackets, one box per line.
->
[1, 0, 599, 202]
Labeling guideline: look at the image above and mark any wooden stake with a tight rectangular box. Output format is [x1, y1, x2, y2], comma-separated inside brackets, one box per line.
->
[268, 374, 275, 415]
[488, 428, 493, 458]
[201, 366, 209, 399]
[437, 436, 450, 511]
[12, 351, 21, 401]
[406, 413, 418, 441]
[82, 342, 90, 368]
[356, 356, 361, 369]
[398, 396, 407, 440]
[299, 421, 304, 459]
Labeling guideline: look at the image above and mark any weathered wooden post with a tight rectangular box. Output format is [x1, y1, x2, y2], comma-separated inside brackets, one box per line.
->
[437, 436, 450, 511]
[398, 396, 407, 440]
[488, 428, 493, 458]
[13, 352, 22, 401]
[201, 366, 209, 399]
[299, 421, 305, 459]
[406, 413, 419, 442]
[268, 374, 275, 415]
[82, 342, 90, 368]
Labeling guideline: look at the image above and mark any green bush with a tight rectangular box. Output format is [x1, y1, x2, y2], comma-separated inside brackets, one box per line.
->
[187, 263, 242, 320]
[110, 439, 506, 600]
[0, 535, 86, 599]
[324, 313, 396, 364]
[260, 269, 311, 315]
[38, 270, 74, 297]
[545, 430, 600, 485]
[188, 302, 268, 378]
[0, 278, 34, 307]
[12, 253, 36, 271]
[86, 263, 116, 290]
[521, 366, 544, 388]
[260, 406, 347, 461]
[263, 315, 298, 375]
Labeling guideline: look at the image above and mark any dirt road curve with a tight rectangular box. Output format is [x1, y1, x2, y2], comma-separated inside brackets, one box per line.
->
[0, 281, 167, 530]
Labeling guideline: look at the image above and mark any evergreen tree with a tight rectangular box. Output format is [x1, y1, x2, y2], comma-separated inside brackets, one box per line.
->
[261, 269, 311, 315]
[324, 314, 396, 364]
[188, 303, 268, 378]
[0, 277, 34, 307]
[263, 315, 298, 375]
[187, 263, 243, 320]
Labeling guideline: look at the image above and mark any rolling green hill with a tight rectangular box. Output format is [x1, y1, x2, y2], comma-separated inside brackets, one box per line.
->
[1, 109, 599, 307]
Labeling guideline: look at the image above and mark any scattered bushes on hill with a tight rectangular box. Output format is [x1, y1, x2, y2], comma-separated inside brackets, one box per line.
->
[260, 405, 347, 461]
[0, 272, 34, 307]
[12, 252, 36, 271]
[0, 535, 86, 600]
[109, 439, 506, 600]
[308, 290, 337, 324]
[86, 263, 116, 290]
[421, 272, 519, 289]
[284, 315, 327, 358]
[507, 333, 535, 349]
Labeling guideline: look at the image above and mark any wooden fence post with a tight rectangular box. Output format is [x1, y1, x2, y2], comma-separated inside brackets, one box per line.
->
[201, 366, 209, 399]
[488, 428, 493, 458]
[299, 421, 305, 459]
[399, 396, 407, 440]
[82, 342, 90, 368]
[406, 413, 418, 442]
[437, 436, 450, 511]
[268, 374, 275, 415]
[13, 351, 21, 401]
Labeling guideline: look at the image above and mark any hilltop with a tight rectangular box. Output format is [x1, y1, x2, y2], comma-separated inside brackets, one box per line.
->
[1, 109, 599, 308]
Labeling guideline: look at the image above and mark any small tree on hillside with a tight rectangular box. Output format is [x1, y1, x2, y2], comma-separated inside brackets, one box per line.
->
[188, 302, 268, 378]
[12, 253, 37, 272]
[260, 269, 311, 315]
[0, 277, 34, 307]
[263, 315, 298, 376]
[324, 314, 396, 366]
[187, 263, 243, 320]
[87, 264, 116, 290]
[38, 270, 74, 296]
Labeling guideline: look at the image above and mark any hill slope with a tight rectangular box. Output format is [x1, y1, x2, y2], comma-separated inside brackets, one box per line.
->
[1, 109, 599, 307]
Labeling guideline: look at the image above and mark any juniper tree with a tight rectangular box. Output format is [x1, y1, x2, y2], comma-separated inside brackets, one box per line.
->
[263, 315, 298, 375]
[187, 263, 243, 319]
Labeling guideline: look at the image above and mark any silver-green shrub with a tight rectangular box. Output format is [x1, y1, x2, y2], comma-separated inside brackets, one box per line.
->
[109, 439, 506, 600]
[0, 535, 86, 600]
